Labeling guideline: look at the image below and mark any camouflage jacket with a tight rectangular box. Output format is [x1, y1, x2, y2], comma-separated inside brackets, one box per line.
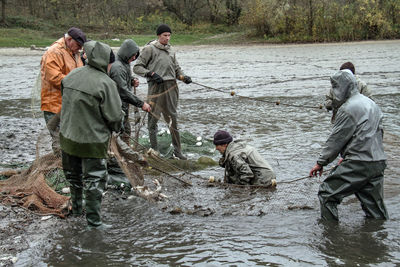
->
[219, 140, 276, 186]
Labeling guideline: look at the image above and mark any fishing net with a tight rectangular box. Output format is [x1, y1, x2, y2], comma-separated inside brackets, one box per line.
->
[0, 126, 69, 217]
[138, 129, 216, 158]
[0, 109, 219, 217]
[0, 110, 148, 217]
[30, 70, 42, 119]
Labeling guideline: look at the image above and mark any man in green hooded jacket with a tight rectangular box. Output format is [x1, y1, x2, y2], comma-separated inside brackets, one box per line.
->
[109, 39, 151, 145]
[310, 70, 388, 221]
[60, 40, 124, 229]
[133, 24, 192, 160]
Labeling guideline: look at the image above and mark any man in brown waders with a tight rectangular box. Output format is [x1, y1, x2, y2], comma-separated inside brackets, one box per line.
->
[133, 24, 192, 160]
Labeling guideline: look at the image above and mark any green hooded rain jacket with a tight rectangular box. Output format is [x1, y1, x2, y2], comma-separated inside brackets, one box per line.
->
[60, 41, 124, 158]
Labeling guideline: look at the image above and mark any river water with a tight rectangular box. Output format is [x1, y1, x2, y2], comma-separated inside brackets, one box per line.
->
[0, 41, 399, 266]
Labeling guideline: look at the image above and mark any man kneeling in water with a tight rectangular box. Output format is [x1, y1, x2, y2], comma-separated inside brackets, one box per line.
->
[213, 130, 276, 186]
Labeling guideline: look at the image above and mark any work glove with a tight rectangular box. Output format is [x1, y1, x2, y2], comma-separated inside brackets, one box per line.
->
[183, 75, 192, 84]
[147, 72, 164, 84]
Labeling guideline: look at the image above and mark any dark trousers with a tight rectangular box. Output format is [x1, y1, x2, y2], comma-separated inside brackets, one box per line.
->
[121, 102, 131, 145]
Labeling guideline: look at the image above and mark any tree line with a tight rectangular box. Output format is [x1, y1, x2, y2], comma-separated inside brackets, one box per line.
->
[1, 0, 400, 42]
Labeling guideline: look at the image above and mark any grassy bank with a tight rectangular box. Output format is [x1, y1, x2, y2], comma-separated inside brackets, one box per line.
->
[0, 27, 261, 48]
[2, 24, 308, 48]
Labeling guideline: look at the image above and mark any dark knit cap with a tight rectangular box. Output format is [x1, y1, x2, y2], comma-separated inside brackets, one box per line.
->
[339, 62, 355, 74]
[156, 24, 172, 35]
[67, 27, 87, 46]
[213, 130, 233, 145]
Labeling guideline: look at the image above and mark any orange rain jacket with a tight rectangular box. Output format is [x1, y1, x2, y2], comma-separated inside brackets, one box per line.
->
[40, 37, 83, 113]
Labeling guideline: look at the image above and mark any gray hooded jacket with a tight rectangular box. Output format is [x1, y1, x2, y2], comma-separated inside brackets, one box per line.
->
[317, 70, 386, 166]
[325, 74, 373, 111]
[221, 140, 276, 185]
[109, 39, 143, 109]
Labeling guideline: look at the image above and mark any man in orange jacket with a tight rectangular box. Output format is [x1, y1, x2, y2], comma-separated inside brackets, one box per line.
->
[40, 27, 86, 154]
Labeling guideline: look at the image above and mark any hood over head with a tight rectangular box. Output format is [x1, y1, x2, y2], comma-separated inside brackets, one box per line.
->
[330, 69, 358, 109]
[118, 39, 140, 63]
[84, 40, 111, 73]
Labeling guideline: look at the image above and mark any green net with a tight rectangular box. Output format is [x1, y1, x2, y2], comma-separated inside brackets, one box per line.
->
[139, 130, 217, 158]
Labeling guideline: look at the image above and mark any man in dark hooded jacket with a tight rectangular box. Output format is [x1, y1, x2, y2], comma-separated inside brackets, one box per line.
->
[310, 70, 388, 221]
[109, 39, 151, 145]
[60, 40, 124, 229]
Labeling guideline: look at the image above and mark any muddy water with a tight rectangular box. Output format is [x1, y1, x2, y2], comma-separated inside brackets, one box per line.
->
[1, 41, 399, 266]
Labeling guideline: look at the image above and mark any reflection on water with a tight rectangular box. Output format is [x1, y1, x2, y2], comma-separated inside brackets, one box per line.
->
[315, 220, 390, 266]
[0, 41, 399, 265]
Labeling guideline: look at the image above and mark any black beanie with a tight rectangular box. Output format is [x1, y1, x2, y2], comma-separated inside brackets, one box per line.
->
[213, 130, 233, 145]
[156, 24, 172, 35]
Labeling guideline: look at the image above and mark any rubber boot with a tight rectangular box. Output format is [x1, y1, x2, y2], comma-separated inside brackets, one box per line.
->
[83, 158, 108, 228]
[171, 128, 186, 160]
[61, 151, 84, 216]
[172, 149, 187, 160]
[69, 187, 83, 216]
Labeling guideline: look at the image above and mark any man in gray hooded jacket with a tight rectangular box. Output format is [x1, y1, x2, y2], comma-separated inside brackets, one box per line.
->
[214, 130, 276, 186]
[325, 62, 373, 123]
[109, 39, 151, 145]
[310, 70, 388, 221]
[133, 24, 191, 160]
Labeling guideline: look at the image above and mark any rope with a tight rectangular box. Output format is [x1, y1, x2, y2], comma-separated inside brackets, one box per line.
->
[278, 175, 311, 184]
[146, 82, 178, 100]
[191, 81, 324, 110]
[130, 82, 202, 146]
[125, 79, 330, 189]
[279, 165, 335, 184]
[146, 165, 192, 186]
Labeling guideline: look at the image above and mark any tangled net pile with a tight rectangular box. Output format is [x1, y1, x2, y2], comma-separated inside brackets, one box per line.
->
[0, 117, 146, 218]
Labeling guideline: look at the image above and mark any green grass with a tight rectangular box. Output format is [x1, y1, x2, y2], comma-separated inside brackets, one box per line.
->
[0, 28, 57, 47]
[0, 27, 278, 48]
